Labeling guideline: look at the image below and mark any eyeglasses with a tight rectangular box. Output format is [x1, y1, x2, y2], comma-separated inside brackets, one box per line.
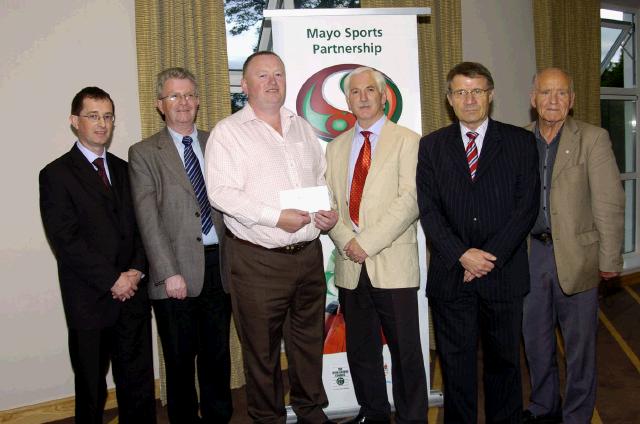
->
[449, 88, 491, 98]
[159, 93, 198, 102]
[80, 113, 115, 123]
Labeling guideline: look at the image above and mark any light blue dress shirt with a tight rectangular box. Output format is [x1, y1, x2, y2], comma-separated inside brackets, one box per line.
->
[167, 126, 219, 245]
[76, 141, 111, 183]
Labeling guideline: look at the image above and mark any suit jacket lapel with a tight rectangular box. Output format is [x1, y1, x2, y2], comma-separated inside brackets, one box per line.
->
[332, 128, 354, 222]
[156, 128, 196, 196]
[552, 117, 579, 182]
[444, 123, 473, 181]
[69, 144, 115, 202]
[364, 121, 393, 193]
[475, 119, 501, 180]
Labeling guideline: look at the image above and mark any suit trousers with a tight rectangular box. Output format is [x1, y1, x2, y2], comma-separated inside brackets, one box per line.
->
[68, 290, 156, 424]
[430, 289, 523, 424]
[227, 236, 329, 424]
[153, 246, 232, 424]
[339, 265, 428, 424]
[523, 238, 598, 424]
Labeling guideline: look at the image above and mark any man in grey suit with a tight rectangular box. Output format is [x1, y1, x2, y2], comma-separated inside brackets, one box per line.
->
[129, 67, 232, 423]
[522, 68, 624, 424]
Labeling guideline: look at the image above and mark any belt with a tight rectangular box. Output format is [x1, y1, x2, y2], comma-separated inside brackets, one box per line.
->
[204, 244, 219, 252]
[225, 228, 314, 255]
[532, 232, 553, 244]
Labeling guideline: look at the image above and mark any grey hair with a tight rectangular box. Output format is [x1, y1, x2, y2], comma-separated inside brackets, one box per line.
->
[343, 67, 387, 95]
[156, 67, 198, 98]
[532, 67, 574, 93]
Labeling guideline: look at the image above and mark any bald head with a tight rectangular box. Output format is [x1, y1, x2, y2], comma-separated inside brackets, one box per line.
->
[530, 67, 575, 127]
[532, 68, 574, 93]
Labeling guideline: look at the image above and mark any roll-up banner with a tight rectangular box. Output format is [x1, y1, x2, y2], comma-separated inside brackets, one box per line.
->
[265, 7, 440, 421]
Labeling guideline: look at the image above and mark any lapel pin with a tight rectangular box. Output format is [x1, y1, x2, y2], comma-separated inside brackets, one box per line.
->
[565, 150, 570, 154]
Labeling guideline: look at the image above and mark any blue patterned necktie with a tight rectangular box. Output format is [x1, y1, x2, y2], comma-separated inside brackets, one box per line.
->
[182, 136, 213, 235]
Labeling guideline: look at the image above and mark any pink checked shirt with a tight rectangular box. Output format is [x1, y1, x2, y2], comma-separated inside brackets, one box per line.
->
[204, 104, 326, 248]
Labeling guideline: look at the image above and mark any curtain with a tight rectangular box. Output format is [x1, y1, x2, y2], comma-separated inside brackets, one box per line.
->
[134, 0, 245, 391]
[533, 0, 601, 125]
[361, 0, 462, 134]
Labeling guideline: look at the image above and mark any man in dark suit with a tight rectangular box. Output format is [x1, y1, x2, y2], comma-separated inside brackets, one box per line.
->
[39, 87, 156, 424]
[417, 62, 539, 423]
[128, 67, 232, 423]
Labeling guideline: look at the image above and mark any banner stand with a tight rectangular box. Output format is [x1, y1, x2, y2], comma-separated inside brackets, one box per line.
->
[263, 7, 442, 422]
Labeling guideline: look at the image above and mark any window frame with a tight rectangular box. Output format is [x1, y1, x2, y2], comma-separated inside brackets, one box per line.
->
[601, 3, 640, 271]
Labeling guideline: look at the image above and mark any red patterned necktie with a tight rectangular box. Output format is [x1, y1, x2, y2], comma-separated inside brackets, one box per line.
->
[349, 131, 372, 227]
[93, 158, 110, 189]
[465, 131, 479, 181]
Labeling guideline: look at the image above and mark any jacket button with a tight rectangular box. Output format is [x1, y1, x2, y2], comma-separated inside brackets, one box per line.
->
[195, 212, 200, 217]
[196, 236, 202, 242]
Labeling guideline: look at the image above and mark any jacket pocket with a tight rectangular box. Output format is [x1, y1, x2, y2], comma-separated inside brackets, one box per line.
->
[577, 229, 599, 245]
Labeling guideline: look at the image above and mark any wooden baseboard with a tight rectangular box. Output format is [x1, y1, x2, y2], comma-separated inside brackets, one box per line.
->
[620, 271, 640, 287]
[0, 381, 160, 424]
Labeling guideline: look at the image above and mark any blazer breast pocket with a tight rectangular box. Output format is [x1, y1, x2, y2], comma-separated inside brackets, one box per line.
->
[557, 163, 586, 182]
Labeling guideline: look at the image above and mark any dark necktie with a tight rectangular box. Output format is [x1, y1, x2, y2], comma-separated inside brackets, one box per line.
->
[182, 136, 213, 235]
[466, 131, 479, 181]
[349, 130, 372, 227]
[93, 158, 110, 189]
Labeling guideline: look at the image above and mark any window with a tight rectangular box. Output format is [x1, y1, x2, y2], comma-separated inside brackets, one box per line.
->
[601, 7, 639, 266]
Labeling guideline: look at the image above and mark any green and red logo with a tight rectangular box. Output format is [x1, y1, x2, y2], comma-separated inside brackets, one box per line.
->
[296, 64, 403, 142]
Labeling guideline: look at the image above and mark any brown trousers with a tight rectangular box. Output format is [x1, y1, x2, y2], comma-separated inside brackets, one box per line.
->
[227, 236, 329, 424]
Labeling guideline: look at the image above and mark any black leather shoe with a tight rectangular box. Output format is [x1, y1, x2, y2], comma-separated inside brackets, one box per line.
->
[341, 414, 391, 424]
[522, 410, 562, 424]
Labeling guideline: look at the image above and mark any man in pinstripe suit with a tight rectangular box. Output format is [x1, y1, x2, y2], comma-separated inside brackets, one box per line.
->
[417, 62, 539, 423]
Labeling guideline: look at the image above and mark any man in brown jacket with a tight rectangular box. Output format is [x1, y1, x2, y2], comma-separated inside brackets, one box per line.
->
[522, 68, 625, 424]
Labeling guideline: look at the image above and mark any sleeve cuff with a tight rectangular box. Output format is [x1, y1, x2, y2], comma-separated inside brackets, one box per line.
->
[258, 206, 281, 228]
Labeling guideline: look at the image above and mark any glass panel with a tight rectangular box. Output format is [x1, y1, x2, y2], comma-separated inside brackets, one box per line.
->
[600, 99, 637, 173]
[231, 92, 248, 113]
[624, 179, 636, 254]
[601, 27, 622, 63]
[294, 0, 360, 8]
[600, 11, 636, 88]
[224, 0, 267, 70]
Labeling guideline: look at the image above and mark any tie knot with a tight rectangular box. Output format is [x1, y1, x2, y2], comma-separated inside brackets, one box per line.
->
[93, 158, 104, 169]
[361, 130, 372, 141]
[182, 136, 193, 147]
[466, 131, 478, 142]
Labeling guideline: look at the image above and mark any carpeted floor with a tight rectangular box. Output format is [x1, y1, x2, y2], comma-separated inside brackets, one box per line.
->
[48, 283, 640, 424]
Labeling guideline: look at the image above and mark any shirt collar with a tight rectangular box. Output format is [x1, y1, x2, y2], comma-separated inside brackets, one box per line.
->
[354, 114, 386, 138]
[533, 121, 563, 146]
[460, 118, 489, 141]
[75, 140, 106, 164]
[239, 103, 295, 125]
[167, 125, 197, 145]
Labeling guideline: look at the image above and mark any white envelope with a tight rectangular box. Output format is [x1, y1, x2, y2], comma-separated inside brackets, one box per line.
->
[279, 185, 331, 212]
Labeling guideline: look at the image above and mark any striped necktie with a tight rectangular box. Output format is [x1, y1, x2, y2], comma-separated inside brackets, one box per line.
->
[466, 131, 479, 181]
[182, 136, 213, 235]
[349, 130, 372, 227]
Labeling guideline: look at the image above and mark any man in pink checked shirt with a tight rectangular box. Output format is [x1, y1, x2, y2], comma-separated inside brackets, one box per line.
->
[205, 51, 338, 424]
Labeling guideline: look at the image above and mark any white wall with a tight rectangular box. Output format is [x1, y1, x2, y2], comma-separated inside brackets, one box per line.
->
[461, 0, 537, 127]
[0, 0, 143, 409]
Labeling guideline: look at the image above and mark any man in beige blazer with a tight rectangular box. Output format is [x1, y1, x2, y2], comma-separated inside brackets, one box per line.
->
[522, 68, 624, 424]
[129, 68, 232, 423]
[325, 67, 428, 424]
